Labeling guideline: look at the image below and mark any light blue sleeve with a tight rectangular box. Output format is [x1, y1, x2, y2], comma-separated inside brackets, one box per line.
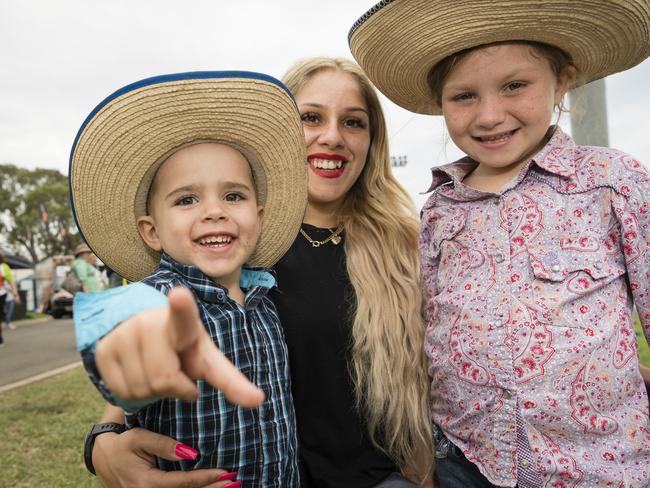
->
[74, 282, 168, 412]
[73, 282, 168, 351]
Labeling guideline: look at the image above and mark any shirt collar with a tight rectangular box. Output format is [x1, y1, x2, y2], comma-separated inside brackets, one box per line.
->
[158, 253, 276, 305]
[528, 126, 579, 178]
[426, 126, 577, 197]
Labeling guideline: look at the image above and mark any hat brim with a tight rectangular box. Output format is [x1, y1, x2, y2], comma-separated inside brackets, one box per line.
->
[349, 0, 650, 115]
[70, 72, 307, 282]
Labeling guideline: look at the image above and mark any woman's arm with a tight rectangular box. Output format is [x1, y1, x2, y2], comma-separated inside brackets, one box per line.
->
[91, 403, 238, 488]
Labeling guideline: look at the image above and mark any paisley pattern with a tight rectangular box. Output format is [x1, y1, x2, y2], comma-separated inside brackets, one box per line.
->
[420, 128, 650, 487]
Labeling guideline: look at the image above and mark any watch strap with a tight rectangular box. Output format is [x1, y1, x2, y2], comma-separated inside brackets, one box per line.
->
[83, 422, 127, 476]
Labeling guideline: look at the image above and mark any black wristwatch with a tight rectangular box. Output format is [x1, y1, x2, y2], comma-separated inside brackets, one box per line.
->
[83, 422, 127, 475]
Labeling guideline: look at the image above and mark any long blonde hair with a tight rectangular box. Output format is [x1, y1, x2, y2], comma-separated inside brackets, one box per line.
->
[282, 57, 433, 481]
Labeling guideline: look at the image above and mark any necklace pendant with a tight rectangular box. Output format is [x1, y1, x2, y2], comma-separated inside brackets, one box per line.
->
[331, 235, 342, 245]
[311, 241, 321, 248]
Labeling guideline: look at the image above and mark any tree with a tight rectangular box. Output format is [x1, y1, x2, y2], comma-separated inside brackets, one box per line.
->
[0, 164, 80, 263]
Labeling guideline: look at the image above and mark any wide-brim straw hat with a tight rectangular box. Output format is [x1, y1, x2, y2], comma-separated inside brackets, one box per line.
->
[70, 71, 307, 282]
[349, 0, 650, 115]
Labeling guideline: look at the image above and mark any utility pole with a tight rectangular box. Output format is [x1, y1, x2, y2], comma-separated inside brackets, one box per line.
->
[568, 78, 609, 147]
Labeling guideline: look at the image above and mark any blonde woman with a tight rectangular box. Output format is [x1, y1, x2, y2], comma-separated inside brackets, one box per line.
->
[81, 58, 433, 488]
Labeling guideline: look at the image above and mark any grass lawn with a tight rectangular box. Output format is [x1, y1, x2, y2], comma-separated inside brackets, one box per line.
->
[636, 315, 650, 367]
[0, 366, 103, 487]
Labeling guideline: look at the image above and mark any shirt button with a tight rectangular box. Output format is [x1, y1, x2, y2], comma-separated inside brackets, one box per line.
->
[521, 459, 530, 468]
[551, 264, 561, 272]
[493, 319, 503, 327]
[593, 261, 603, 270]
[494, 253, 505, 263]
[502, 390, 511, 399]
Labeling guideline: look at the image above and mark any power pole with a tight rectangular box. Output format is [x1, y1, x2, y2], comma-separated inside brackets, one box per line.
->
[568, 78, 609, 147]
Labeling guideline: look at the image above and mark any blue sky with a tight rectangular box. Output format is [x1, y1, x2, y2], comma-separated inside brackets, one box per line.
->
[2, 0, 648, 209]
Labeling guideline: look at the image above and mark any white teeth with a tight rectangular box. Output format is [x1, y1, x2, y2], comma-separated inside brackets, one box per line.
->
[311, 158, 343, 169]
[480, 132, 512, 143]
[198, 235, 232, 245]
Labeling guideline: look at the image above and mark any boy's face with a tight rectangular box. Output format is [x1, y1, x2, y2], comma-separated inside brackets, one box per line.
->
[137, 143, 263, 292]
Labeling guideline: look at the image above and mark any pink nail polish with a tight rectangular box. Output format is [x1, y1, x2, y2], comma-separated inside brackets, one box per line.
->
[174, 443, 198, 461]
[218, 472, 238, 481]
[224, 482, 242, 488]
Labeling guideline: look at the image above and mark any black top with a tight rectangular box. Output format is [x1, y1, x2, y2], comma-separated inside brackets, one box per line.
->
[270, 224, 397, 488]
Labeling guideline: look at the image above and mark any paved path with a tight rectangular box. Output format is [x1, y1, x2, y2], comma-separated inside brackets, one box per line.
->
[0, 317, 80, 388]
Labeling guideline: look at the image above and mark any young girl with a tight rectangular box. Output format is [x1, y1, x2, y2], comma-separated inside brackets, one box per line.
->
[350, 0, 650, 486]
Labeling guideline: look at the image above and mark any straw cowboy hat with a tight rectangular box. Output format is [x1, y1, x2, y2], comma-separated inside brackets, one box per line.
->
[349, 0, 650, 114]
[70, 71, 308, 282]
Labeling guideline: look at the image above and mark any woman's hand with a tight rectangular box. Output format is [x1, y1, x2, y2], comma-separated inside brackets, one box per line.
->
[95, 286, 264, 406]
[93, 427, 240, 488]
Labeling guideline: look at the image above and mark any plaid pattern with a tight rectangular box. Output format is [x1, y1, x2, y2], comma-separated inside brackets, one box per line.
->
[82, 253, 299, 487]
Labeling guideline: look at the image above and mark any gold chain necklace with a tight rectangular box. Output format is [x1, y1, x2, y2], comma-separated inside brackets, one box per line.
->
[299, 223, 344, 248]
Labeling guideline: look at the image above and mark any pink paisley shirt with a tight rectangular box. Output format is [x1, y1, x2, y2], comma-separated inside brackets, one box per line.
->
[420, 128, 650, 487]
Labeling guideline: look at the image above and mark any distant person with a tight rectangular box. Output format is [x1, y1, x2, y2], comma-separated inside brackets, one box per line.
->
[105, 267, 124, 288]
[71, 243, 104, 292]
[0, 251, 21, 342]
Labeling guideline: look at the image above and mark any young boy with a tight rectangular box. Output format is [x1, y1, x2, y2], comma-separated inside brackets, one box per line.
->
[70, 71, 307, 487]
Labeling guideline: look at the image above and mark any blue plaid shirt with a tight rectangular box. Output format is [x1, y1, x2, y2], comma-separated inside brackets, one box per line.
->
[77, 254, 299, 487]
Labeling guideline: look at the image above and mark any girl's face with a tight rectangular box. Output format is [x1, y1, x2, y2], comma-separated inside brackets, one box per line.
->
[295, 70, 371, 214]
[440, 43, 575, 181]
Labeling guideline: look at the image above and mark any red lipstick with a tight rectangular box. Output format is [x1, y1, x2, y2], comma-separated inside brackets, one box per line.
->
[308, 153, 346, 161]
[308, 153, 347, 178]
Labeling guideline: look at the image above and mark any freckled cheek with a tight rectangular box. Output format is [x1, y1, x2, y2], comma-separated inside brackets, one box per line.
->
[522, 94, 554, 116]
[444, 120, 468, 141]
[443, 112, 468, 133]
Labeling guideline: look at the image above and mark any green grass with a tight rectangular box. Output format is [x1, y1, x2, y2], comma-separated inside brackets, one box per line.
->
[0, 366, 104, 487]
[636, 315, 650, 367]
[24, 311, 48, 320]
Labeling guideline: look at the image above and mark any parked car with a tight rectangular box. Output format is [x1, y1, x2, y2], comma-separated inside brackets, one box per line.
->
[47, 289, 74, 319]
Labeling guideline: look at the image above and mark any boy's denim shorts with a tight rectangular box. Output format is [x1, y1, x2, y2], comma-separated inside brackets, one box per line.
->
[433, 424, 499, 488]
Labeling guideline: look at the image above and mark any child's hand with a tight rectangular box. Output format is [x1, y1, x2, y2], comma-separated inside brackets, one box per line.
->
[95, 286, 265, 407]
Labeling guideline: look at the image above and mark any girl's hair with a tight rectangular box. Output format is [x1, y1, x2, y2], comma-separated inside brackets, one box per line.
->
[282, 57, 433, 480]
[427, 40, 576, 110]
